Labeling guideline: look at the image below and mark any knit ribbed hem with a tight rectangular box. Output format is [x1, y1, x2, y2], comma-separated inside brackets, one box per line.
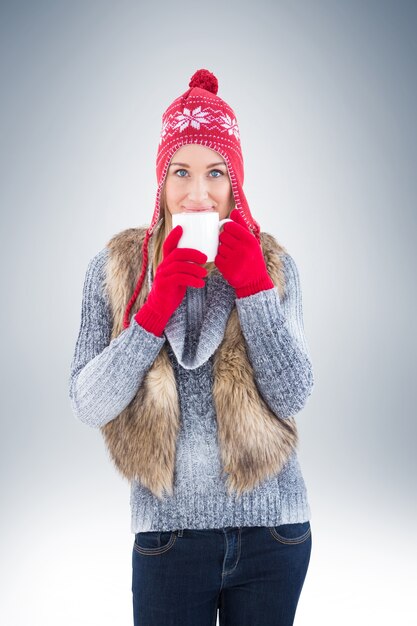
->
[130, 489, 311, 533]
[134, 303, 169, 337]
[235, 275, 275, 299]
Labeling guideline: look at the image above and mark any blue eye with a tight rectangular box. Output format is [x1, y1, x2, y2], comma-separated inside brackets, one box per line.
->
[173, 169, 224, 177]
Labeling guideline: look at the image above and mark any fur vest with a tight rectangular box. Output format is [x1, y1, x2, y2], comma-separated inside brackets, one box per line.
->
[100, 226, 298, 500]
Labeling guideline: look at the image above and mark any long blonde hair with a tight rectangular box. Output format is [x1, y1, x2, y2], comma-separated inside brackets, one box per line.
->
[150, 184, 235, 281]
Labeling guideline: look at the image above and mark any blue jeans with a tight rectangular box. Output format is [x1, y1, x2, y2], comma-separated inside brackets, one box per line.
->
[132, 521, 312, 625]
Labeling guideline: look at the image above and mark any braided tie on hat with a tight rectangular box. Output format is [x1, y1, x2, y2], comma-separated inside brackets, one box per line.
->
[122, 231, 152, 329]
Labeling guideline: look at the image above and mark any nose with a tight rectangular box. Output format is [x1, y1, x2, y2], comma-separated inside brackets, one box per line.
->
[187, 175, 210, 202]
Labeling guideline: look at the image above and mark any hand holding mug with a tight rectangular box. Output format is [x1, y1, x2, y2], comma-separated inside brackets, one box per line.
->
[135, 225, 208, 336]
[214, 209, 274, 298]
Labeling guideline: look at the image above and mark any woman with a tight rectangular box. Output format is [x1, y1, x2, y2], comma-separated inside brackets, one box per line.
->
[69, 68, 315, 626]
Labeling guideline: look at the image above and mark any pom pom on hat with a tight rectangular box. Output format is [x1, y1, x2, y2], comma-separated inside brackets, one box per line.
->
[188, 68, 218, 95]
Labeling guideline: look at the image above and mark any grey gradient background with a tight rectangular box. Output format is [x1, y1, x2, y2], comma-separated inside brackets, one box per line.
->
[1, 0, 416, 624]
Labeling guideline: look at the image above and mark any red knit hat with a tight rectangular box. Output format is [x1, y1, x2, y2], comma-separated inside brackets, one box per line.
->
[123, 68, 261, 329]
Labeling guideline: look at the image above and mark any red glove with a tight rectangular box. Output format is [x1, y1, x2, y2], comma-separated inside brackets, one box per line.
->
[135, 225, 208, 336]
[214, 208, 274, 298]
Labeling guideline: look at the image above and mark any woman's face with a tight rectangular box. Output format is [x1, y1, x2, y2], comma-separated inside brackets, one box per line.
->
[163, 144, 234, 221]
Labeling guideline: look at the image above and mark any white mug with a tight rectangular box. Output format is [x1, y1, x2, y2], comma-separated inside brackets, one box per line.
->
[172, 210, 233, 262]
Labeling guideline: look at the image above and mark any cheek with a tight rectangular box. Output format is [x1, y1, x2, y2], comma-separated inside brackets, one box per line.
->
[219, 204, 232, 220]
[164, 180, 180, 203]
[224, 187, 234, 207]
[224, 182, 233, 199]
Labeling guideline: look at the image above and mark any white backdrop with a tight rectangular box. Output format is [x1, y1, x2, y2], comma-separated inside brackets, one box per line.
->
[1, 0, 416, 624]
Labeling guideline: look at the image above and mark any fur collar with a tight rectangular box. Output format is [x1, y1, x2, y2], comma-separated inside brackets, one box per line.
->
[100, 226, 298, 500]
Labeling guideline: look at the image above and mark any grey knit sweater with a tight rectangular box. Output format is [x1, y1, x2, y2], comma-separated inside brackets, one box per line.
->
[68, 244, 314, 533]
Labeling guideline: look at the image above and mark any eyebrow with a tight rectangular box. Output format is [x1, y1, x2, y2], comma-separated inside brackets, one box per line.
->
[169, 161, 227, 168]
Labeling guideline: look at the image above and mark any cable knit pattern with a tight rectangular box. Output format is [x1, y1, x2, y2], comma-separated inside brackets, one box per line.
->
[69, 247, 314, 532]
[68, 249, 166, 428]
[235, 269, 314, 419]
[164, 272, 236, 369]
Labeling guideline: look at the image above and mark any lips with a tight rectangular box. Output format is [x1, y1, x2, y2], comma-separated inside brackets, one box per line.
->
[182, 206, 214, 212]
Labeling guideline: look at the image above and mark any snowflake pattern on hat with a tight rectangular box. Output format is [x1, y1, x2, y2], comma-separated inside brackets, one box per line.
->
[172, 106, 210, 132]
[159, 118, 170, 144]
[220, 113, 240, 139]
[159, 105, 240, 145]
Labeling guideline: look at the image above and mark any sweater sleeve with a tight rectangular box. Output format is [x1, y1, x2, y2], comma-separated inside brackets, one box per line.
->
[68, 247, 166, 429]
[235, 252, 314, 420]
